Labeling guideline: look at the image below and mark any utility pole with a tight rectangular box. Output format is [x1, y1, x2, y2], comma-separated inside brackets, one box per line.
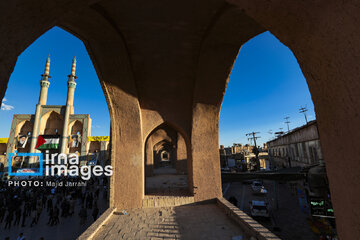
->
[246, 132, 261, 170]
[284, 116, 290, 133]
[246, 132, 260, 149]
[299, 106, 308, 124]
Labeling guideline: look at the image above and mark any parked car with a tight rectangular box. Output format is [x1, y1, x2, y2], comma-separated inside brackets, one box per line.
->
[249, 200, 270, 218]
[251, 181, 267, 194]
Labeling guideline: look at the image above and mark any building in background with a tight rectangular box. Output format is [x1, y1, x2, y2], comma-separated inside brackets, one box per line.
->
[0, 57, 109, 170]
[219, 143, 269, 171]
[267, 120, 322, 169]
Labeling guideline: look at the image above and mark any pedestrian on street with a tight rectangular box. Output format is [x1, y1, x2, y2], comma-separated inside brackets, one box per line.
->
[0, 206, 5, 223]
[47, 198, 52, 212]
[42, 195, 47, 208]
[92, 206, 99, 222]
[69, 198, 75, 216]
[30, 210, 37, 227]
[21, 206, 27, 227]
[14, 208, 21, 225]
[79, 206, 87, 225]
[47, 207, 53, 225]
[53, 206, 60, 225]
[4, 210, 13, 229]
[36, 204, 42, 222]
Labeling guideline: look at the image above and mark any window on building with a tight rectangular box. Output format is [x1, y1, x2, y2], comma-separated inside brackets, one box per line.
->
[295, 144, 299, 158]
[302, 142, 308, 161]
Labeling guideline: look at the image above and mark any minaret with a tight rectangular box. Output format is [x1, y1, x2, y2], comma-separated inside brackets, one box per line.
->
[39, 55, 51, 105]
[60, 57, 77, 154]
[29, 56, 51, 159]
[65, 56, 77, 113]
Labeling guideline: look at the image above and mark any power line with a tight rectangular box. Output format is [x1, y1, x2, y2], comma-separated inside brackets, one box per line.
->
[275, 128, 284, 137]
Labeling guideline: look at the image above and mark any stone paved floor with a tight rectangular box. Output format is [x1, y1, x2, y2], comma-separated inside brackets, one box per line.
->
[146, 174, 188, 196]
[94, 204, 246, 240]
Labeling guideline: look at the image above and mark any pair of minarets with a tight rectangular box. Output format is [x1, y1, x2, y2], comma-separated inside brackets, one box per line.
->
[28, 56, 78, 157]
[38, 55, 77, 106]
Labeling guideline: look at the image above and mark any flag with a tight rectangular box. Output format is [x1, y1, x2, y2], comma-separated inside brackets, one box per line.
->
[36, 135, 60, 149]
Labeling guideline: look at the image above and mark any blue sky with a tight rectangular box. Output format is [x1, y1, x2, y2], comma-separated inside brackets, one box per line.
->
[0, 27, 110, 137]
[219, 31, 315, 146]
[0, 27, 315, 146]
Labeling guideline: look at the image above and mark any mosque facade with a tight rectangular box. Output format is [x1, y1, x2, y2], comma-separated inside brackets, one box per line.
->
[0, 57, 109, 170]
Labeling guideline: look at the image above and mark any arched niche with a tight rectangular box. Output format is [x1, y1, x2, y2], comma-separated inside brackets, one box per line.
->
[40, 111, 63, 135]
[17, 120, 33, 136]
[69, 120, 83, 135]
[89, 141, 101, 154]
[68, 120, 83, 153]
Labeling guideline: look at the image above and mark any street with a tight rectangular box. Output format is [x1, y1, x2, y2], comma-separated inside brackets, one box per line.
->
[224, 180, 318, 240]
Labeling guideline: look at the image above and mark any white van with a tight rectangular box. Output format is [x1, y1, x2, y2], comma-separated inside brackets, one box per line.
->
[249, 200, 270, 218]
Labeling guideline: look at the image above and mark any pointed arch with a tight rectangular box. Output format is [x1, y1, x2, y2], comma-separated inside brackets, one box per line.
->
[144, 122, 191, 196]
[69, 120, 83, 135]
[40, 111, 63, 135]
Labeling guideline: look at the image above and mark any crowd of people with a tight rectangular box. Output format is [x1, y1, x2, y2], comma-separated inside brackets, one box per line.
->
[0, 175, 109, 240]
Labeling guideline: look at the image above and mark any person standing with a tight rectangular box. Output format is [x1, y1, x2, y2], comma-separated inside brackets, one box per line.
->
[14, 208, 21, 225]
[79, 206, 87, 225]
[69, 197, 75, 216]
[4, 210, 13, 229]
[30, 210, 37, 227]
[0, 206, 6, 223]
[47, 197, 52, 212]
[92, 206, 99, 222]
[47, 207, 53, 225]
[42, 195, 47, 208]
[53, 206, 59, 225]
[0, 206, 5, 223]
[36, 202, 42, 223]
[21, 205, 27, 227]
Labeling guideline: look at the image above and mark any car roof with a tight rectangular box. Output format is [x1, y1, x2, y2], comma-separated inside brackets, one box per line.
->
[251, 200, 266, 206]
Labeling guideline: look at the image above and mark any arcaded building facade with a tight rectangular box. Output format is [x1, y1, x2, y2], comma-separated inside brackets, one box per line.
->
[267, 120, 323, 168]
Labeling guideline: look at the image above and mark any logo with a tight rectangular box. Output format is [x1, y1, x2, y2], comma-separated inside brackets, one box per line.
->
[8, 151, 112, 180]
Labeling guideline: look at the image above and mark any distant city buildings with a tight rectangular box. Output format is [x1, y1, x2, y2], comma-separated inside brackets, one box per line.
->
[219, 143, 269, 171]
[267, 120, 322, 169]
[219, 121, 323, 171]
